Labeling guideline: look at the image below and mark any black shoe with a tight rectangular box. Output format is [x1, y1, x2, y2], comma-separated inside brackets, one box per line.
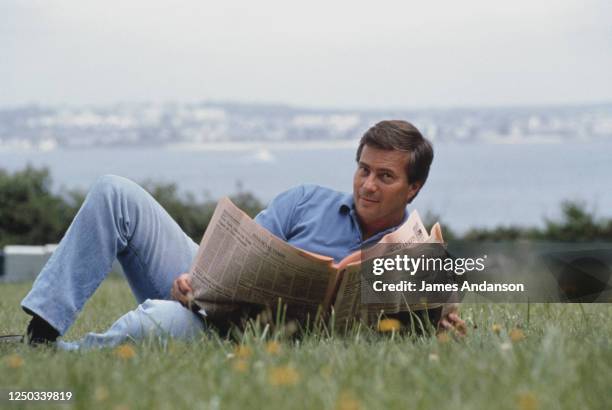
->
[26, 315, 59, 345]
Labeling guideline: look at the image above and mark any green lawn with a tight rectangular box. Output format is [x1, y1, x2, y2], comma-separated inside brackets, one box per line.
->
[1, 278, 611, 410]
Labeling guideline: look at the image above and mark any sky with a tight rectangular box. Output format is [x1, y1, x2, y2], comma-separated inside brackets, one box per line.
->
[1, 0, 611, 110]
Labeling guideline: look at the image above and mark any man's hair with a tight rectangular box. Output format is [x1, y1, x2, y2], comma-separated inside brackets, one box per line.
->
[356, 120, 434, 189]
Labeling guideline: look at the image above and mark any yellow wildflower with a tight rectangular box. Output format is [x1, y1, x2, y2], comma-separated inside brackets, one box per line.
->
[265, 341, 281, 355]
[335, 391, 361, 410]
[437, 332, 451, 344]
[94, 386, 110, 402]
[6, 354, 24, 369]
[268, 365, 300, 386]
[114, 344, 136, 360]
[232, 359, 249, 373]
[377, 318, 401, 332]
[509, 328, 525, 343]
[235, 345, 252, 359]
[516, 392, 538, 410]
[492, 324, 502, 334]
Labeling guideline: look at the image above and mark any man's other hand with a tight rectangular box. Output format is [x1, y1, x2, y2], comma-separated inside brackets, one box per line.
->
[438, 304, 467, 336]
[170, 273, 193, 307]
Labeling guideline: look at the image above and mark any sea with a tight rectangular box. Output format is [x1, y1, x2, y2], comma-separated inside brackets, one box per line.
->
[1, 141, 611, 233]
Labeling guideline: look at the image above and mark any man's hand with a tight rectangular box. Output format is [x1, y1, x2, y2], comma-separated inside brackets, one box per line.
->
[170, 273, 193, 307]
[438, 304, 467, 336]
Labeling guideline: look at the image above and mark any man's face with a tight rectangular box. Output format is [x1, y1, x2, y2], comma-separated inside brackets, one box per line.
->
[353, 145, 420, 233]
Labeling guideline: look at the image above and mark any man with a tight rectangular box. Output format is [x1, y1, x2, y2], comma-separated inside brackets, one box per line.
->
[15, 120, 464, 349]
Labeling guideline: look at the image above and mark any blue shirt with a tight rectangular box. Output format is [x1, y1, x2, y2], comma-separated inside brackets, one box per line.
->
[254, 184, 408, 263]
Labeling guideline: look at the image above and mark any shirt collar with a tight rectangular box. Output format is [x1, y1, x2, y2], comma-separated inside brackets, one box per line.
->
[338, 192, 409, 242]
[338, 192, 354, 215]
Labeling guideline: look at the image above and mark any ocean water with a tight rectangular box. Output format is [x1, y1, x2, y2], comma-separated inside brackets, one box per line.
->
[1, 141, 611, 233]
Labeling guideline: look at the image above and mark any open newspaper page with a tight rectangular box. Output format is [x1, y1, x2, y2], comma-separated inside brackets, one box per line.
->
[189, 197, 338, 322]
[331, 262, 366, 327]
[332, 210, 445, 326]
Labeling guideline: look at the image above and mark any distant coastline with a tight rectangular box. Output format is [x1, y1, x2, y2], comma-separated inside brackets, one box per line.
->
[2, 102, 611, 150]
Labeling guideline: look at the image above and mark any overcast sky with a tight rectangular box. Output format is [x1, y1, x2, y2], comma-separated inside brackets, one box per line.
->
[1, 0, 611, 109]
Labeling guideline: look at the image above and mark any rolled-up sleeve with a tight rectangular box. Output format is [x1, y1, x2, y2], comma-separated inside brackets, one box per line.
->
[254, 185, 305, 240]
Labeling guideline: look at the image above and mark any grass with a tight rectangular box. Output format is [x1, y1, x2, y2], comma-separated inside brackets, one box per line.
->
[1, 278, 611, 410]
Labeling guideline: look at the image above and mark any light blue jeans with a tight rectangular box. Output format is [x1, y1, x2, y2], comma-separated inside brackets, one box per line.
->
[21, 175, 206, 350]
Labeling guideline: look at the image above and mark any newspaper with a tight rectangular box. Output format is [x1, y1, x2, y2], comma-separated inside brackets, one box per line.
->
[331, 215, 446, 325]
[190, 197, 336, 322]
[189, 197, 447, 326]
